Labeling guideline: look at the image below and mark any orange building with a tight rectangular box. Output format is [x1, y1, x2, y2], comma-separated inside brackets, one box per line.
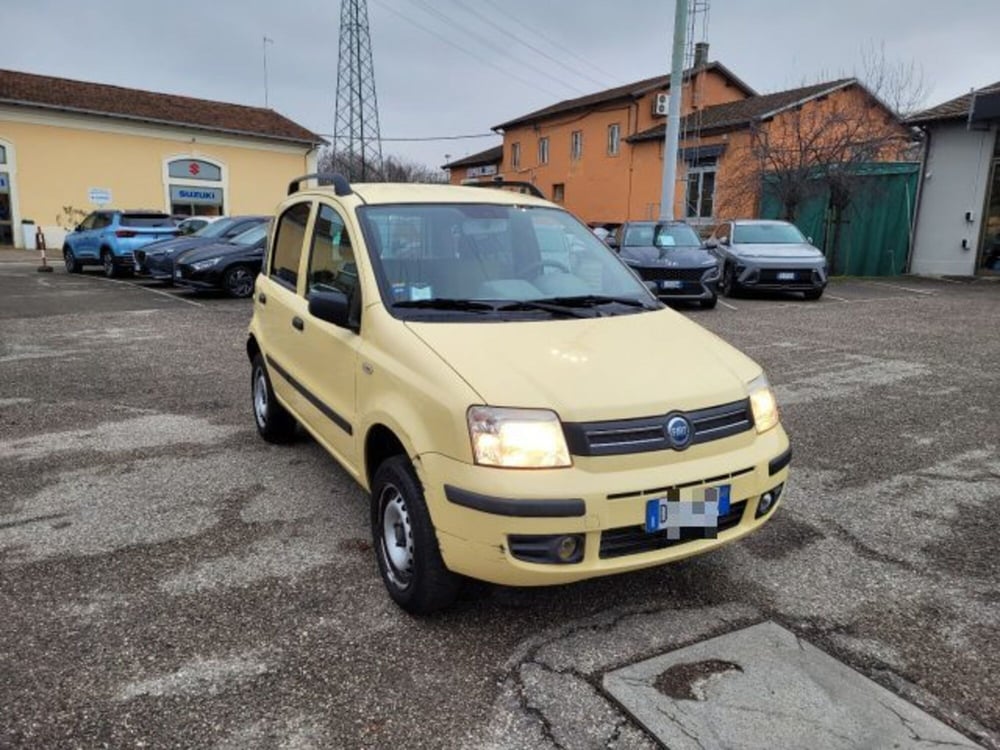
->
[445, 46, 910, 229]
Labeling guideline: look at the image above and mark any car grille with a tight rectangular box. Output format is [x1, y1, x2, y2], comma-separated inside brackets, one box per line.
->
[599, 500, 747, 559]
[637, 267, 706, 282]
[563, 399, 753, 457]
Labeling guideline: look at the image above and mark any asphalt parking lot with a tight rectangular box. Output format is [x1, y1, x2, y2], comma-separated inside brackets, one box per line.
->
[1, 253, 998, 749]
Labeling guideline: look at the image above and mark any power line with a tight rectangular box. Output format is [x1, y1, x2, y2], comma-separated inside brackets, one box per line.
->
[316, 132, 498, 142]
[405, 0, 589, 96]
[479, 0, 621, 86]
[368, 0, 567, 100]
[443, 0, 614, 91]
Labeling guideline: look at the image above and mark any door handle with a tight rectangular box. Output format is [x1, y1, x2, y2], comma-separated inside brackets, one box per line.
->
[292, 316, 304, 331]
[258, 292, 267, 304]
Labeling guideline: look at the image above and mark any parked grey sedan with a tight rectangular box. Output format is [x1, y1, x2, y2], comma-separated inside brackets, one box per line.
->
[707, 220, 828, 300]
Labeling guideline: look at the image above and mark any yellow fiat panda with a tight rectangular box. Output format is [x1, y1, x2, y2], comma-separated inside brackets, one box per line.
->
[248, 175, 790, 614]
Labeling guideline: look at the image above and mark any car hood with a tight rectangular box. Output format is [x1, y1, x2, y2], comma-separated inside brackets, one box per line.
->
[405, 308, 760, 422]
[620, 245, 717, 267]
[145, 237, 215, 257]
[731, 242, 823, 260]
[178, 241, 262, 264]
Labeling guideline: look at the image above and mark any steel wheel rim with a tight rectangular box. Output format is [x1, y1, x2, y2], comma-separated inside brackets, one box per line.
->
[379, 484, 414, 588]
[103, 253, 113, 275]
[253, 369, 268, 428]
[228, 268, 253, 297]
[64, 251, 73, 271]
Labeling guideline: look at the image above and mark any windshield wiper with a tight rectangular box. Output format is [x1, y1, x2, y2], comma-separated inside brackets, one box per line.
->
[532, 295, 657, 310]
[393, 297, 496, 312]
[496, 300, 596, 318]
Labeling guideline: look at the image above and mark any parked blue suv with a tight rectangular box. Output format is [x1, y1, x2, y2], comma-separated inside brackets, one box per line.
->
[63, 210, 179, 277]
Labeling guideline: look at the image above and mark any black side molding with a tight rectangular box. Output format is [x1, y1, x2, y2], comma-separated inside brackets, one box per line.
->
[265, 354, 352, 436]
[769, 446, 792, 476]
[444, 485, 585, 518]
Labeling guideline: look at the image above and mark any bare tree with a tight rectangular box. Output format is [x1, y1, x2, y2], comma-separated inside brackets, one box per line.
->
[858, 40, 929, 119]
[318, 148, 446, 184]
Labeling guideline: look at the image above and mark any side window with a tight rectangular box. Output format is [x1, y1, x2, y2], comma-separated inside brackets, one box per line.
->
[270, 203, 312, 289]
[307, 204, 358, 297]
[79, 213, 97, 231]
[94, 213, 112, 230]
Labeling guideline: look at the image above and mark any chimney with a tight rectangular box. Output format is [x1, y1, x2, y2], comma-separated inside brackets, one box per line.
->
[694, 42, 709, 68]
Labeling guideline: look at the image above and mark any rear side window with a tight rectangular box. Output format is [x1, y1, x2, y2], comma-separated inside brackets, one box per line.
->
[270, 203, 312, 289]
[120, 214, 174, 228]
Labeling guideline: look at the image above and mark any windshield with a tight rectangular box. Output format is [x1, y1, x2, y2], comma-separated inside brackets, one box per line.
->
[357, 204, 655, 315]
[230, 224, 268, 246]
[194, 218, 236, 238]
[652, 224, 701, 248]
[623, 224, 656, 247]
[733, 223, 806, 244]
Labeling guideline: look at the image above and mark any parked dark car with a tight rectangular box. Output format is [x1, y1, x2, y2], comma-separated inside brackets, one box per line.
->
[134, 215, 268, 281]
[707, 220, 828, 300]
[610, 221, 721, 308]
[173, 223, 268, 298]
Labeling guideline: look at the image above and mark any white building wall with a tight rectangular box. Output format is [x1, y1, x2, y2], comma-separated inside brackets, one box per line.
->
[911, 122, 995, 276]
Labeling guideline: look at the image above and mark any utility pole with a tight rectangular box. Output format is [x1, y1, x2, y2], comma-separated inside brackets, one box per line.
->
[660, 0, 688, 220]
[262, 36, 274, 108]
[334, 0, 384, 181]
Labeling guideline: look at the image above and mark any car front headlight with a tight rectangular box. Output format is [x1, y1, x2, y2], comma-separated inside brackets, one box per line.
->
[748, 374, 779, 433]
[191, 257, 221, 271]
[467, 406, 572, 468]
[702, 263, 721, 281]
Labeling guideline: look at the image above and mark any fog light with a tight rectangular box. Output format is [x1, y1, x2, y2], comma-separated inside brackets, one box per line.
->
[556, 535, 580, 562]
[756, 492, 775, 518]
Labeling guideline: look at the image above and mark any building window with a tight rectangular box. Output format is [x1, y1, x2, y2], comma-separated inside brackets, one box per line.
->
[538, 137, 549, 165]
[553, 183, 565, 203]
[607, 123, 620, 156]
[685, 155, 717, 220]
[166, 157, 225, 217]
[570, 131, 583, 160]
[511, 142, 521, 170]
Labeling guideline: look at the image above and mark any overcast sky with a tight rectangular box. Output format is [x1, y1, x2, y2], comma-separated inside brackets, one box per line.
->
[2, 0, 997, 170]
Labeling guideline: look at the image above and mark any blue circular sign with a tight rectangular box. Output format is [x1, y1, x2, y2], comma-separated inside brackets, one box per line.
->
[666, 415, 693, 449]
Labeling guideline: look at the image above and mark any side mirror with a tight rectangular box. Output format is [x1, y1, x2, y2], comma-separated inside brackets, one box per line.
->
[807, 236, 814, 244]
[606, 236, 619, 249]
[705, 238, 718, 249]
[309, 288, 355, 331]
[720, 237, 731, 246]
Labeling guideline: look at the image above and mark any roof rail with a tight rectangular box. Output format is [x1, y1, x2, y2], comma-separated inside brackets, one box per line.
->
[287, 172, 353, 196]
[466, 179, 545, 200]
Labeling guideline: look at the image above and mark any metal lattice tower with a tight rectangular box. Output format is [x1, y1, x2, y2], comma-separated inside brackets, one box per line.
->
[334, 0, 383, 181]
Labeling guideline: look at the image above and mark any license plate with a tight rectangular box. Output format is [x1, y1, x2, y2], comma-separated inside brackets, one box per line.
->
[777, 272, 796, 281]
[175, 270, 182, 278]
[645, 485, 731, 536]
[660, 280, 683, 289]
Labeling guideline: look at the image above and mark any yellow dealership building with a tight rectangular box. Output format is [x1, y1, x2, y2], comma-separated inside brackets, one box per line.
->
[0, 68, 323, 249]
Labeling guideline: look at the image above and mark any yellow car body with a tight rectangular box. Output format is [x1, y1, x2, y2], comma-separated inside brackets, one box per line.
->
[248, 179, 790, 603]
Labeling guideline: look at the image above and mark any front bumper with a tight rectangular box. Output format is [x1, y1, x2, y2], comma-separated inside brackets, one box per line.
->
[419, 426, 790, 586]
[173, 267, 220, 291]
[734, 261, 826, 291]
[632, 265, 720, 301]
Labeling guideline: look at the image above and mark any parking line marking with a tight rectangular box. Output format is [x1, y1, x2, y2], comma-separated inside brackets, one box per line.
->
[718, 299, 738, 310]
[826, 293, 850, 302]
[90, 276, 204, 307]
[862, 280, 936, 295]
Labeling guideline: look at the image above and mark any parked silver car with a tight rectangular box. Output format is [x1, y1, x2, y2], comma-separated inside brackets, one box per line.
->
[706, 220, 828, 300]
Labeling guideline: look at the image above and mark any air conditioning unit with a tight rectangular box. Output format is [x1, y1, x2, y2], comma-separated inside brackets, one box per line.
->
[654, 93, 670, 116]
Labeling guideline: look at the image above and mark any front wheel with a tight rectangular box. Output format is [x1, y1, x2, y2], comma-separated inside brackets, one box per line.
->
[803, 288, 824, 301]
[699, 294, 718, 309]
[101, 249, 119, 278]
[372, 456, 461, 615]
[63, 247, 81, 273]
[251, 353, 296, 443]
[223, 264, 256, 298]
[720, 264, 740, 298]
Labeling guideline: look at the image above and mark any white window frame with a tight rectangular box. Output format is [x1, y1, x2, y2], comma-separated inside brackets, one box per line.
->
[511, 142, 521, 170]
[570, 131, 583, 160]
[607, 123, 620, 156]
[685, 157, 717, 221]
[0, 136, 22, 248]
[538, 137, 549, 165]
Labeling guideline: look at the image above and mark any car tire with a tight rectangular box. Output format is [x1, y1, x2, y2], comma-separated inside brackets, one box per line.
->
[371, 455, 461, 615]
[251, 353, 297, 443]
[700, 295, 718, 309]
[101, 249, 119, 278]
[721, 264, 740, 298]
[223, 264, 256, 299]
[803, 288, 824, 301]
[63, 247, 81, 274]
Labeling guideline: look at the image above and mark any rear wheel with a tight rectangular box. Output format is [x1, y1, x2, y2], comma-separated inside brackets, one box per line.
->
[63, 247, 81, 273]
[101, 249, 119, 278]
[251, 353, 296, 443]
[223, 265, 256, 298]
[372, 455, 460, 615]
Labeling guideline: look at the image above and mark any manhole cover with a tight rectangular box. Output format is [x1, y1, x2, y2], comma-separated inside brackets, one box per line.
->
[603, 621, 979, 749]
